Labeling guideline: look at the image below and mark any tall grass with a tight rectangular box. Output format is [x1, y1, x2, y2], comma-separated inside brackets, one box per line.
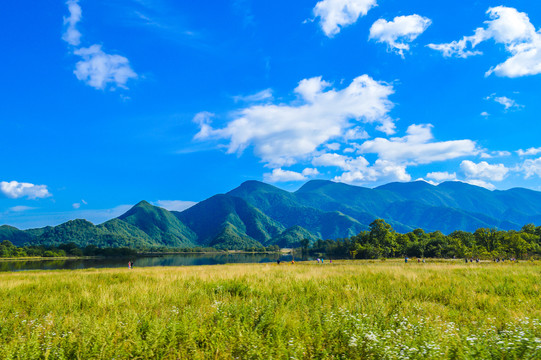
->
[0, 260, 540, 359]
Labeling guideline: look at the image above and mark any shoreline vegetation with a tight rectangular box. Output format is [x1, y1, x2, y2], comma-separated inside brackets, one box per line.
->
[1, 220, 540, 261]
[0, 260, 540, 359]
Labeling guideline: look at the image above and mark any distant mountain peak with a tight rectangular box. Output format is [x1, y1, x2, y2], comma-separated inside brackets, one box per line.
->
[134, 200, 152, 207]
[376, 180, 434, 192]
[437, 181, 491, 191]
[228, 180, 289, 197]
[295, 179, 335, 193]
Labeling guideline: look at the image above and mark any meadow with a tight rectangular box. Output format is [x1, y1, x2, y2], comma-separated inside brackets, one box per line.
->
[0, 260, 540, 359]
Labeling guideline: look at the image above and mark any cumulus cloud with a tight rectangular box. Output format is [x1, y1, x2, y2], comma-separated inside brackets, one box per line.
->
[426, 171, 457, 182]
[0, 181, 51, 200]
[369, 15, 432, 57]
[312, 153, 369, 171]
[460, 160, 509, 181]
[428, 6, 541, 77]
[301, 168, 320, 176]
[314, 0, 377, 37]
[62, 1, 137, 90]
[263, 168, 319, 183]
[62, 0, 82, 46]
[195, 75, 395, 167]
[333, 159, 411, 184]
[311, 153, 410, 184]
[521, 157, 541, 178]
[73, 45, 137, 90]
[154, 200, 197, 212]
[517, 147, 541, 156]
[359, 124, 479, 165]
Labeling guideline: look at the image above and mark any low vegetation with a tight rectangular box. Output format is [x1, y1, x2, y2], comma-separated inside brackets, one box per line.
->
[0, 260, 540, 359]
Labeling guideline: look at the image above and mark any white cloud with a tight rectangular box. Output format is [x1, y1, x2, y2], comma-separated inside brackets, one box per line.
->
[521, 157, 541, 178]
[480, 111, 490, 117]
[428, 6, 541, 77]
[325, 142, 341, 151]
[314, 0, 377, 37]
[154, 200, 197, 212]
[263, 168, 320, 183]
[233, 89, 273, 103]
[359, 124, 479, 165]
[312, 153, 369, 171]
[312, 153, 410, 183]
[62, 1, 137, 90]
[195, 75, 395, 167]
[492, 95, 522, 110]
[369, 15, 432, 57]
[426, 171, 457, 182]
[517, 147, 541, 156]
[193, 111, 215, 140]
[333, 159, 411, 184]
[480, 150, 511, 159]
[344, 127, 369, 140]
[74, 45, 137, 90]
[264, 169, 307, 183]
[460, 160, 509, 181]
[302, 168, 320, 176]
[0, 181, 51, 200]
[62, 0, 82, 46]
[427, 39, 482, 58]
[72, 199, 87, 209]
[463, 179, 496, 190]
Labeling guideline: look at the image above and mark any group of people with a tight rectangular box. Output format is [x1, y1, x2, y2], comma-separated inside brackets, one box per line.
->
[316, 258, 332, 264]
[128, 261, 135, 269]
[404, 257, 425, 263]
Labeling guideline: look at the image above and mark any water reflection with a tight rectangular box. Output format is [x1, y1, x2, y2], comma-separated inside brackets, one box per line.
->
[0, 253, 302, 272]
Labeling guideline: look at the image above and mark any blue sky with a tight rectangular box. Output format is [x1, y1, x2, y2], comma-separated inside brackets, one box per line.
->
[1, 0, 541, 229]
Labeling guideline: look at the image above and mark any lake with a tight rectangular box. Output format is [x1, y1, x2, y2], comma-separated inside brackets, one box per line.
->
[0, 253, 307, 272]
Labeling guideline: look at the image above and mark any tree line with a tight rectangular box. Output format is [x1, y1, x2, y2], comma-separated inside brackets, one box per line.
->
[0, 241, 138, 258]
[0, 240, 281, 258]
[302, 220, 541, 260]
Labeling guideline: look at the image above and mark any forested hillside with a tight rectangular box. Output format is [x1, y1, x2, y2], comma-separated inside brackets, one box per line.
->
[1, 180, 541, 250]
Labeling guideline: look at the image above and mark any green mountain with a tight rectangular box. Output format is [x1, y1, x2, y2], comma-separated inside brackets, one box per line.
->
[228, 181, 366, 239]
[2, 180, 541, 250]
[175, 194, 284, 248]
[270, 226, 319, 248]
[118, 200, 196, 247]
[0, 225, 33, 246]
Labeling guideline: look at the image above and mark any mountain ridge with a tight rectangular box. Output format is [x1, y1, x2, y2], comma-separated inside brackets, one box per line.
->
[1, 180, 540, 249]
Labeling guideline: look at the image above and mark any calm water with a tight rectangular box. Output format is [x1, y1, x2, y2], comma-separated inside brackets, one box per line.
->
[0, 253, 305, 272]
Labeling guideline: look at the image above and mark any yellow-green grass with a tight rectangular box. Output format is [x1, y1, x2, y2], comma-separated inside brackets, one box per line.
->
[0, 260, 540, 359]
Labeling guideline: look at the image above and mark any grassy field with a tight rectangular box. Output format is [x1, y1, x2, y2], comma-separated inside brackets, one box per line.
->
[0, 260, 540, 359]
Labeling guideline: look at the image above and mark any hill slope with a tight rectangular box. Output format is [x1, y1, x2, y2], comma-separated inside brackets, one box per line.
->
[2, 180, 540, 249]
